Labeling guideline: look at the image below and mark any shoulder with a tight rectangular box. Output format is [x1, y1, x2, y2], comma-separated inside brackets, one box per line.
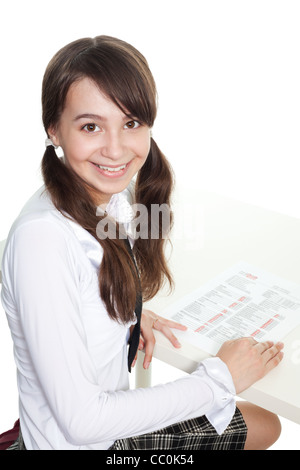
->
[3, 186, 77, 265]
[7, 186, 72, 241]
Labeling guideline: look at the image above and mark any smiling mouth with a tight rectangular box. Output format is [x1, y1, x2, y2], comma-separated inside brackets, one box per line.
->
[92, 162, 128, 172]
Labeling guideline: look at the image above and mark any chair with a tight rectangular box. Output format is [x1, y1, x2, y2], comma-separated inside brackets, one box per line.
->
[0, 420, 20, 450]
[0, 239, 6, 284]
[0, 239, 20, 450]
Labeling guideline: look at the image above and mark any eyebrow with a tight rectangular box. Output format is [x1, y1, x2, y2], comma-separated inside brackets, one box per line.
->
[73, 112, 138, 123]
[73, 113, 107, 122]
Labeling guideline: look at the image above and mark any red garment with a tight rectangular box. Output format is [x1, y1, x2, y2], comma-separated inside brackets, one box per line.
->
[0, 420, 20, 450]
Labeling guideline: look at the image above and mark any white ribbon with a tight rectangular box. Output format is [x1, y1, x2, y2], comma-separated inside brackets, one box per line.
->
[45, 138, 58, 149]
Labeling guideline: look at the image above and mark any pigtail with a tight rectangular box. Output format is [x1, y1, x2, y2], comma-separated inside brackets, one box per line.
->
[134, 137, 174, 300]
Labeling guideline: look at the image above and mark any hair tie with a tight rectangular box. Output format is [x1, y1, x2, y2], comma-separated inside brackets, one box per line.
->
[45, 138, 58, 149]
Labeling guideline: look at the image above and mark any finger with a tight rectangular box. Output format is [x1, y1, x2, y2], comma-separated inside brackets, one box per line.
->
[155, 317, 187, 331]
[131, 351, 138, 369]
[142, 329, 156, 370]
[153, 320, 182, 348]
[254, 340, 274, 354]
[164, 319, 187, 331]
[138, 337, 145, 350]
[264, 348, 284, 373]
[262, 342, 284, 362]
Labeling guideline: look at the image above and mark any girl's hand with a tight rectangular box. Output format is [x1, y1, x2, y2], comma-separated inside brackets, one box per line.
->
[216, 337, 284, 394]
[131, 309, 187, 370]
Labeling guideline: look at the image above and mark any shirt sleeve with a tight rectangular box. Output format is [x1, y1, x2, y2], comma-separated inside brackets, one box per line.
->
[4, 218, 236, 445]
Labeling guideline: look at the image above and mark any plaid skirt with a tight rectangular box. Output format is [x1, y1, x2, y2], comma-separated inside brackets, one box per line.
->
[110, 408, 247, 451]
[7, 407, 247, 450]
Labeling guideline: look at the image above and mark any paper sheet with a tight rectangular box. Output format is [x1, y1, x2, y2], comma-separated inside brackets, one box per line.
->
[162, 262, 300, 355]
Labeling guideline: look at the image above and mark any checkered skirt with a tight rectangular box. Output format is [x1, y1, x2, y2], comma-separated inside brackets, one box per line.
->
[110, 407, 247, 451]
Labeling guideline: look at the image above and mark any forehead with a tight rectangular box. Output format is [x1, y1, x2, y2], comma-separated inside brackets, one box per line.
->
[64, 77, 126, 119]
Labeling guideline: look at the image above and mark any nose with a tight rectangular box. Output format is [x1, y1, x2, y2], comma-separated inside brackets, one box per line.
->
[100, 130, 124, 160]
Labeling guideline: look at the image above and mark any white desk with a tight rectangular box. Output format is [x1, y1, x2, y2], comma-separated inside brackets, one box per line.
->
[142, 188, 300, 425]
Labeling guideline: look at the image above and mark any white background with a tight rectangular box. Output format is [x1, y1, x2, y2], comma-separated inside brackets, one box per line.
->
[0, 0, 300, 449]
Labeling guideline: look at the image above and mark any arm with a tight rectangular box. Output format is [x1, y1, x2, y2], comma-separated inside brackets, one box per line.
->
[5, 219, 236, 444]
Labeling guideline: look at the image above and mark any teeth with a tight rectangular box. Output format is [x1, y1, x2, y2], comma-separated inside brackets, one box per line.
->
[96, 164, 126, 172]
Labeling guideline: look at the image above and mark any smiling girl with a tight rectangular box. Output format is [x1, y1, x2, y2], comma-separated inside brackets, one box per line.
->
[2, 36, 283, 450]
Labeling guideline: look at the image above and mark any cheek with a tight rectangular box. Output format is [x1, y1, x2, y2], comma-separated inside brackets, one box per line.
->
[63, 136, 94, 165]
[138, 139, 151, 162]
[131, 129, 151, 159]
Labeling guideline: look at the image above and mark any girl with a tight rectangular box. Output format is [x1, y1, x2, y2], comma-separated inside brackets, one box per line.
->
[1, 35, 283, 450]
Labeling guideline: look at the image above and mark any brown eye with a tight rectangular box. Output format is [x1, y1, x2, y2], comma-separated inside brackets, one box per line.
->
[125, 120, 140, 129]
[83, 123, 100, 132]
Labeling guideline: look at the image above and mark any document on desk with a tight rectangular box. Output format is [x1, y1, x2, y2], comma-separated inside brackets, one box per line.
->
[162, 262, 300, 355]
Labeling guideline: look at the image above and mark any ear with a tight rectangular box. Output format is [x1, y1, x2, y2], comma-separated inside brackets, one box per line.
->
[47, 126, 60, 148]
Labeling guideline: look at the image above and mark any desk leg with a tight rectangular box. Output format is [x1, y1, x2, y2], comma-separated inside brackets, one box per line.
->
[135, 352, 152, 388]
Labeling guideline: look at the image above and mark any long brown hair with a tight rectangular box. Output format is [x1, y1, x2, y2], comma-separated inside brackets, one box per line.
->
[41, 36, 174, 323]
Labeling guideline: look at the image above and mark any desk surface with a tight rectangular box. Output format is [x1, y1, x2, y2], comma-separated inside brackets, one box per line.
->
[146, 187, 300, 425]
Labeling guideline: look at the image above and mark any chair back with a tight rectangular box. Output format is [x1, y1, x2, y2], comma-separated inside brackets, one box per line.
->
[0, 239, 6, 284]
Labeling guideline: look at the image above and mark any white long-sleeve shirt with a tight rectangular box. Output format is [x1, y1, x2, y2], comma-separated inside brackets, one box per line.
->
[1, 185, 236, 450]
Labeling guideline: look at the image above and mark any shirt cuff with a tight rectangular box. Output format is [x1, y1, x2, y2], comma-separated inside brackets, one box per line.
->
[193, 357, 236, 435]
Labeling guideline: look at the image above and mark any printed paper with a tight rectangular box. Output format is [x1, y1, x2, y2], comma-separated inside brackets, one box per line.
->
[162, 262, 300, 355]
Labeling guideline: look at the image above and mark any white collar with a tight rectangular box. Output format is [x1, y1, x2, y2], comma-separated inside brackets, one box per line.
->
[105, 192, 135, 225]
[64, 187, 136, 271]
